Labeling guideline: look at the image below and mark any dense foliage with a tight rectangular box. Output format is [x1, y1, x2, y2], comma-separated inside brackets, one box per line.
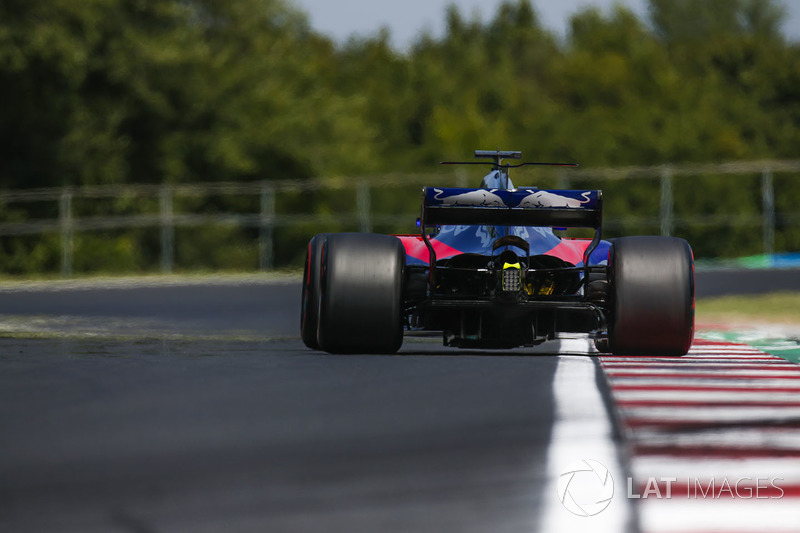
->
[1, 0, 797, 186]
[0, 0, 798, 272]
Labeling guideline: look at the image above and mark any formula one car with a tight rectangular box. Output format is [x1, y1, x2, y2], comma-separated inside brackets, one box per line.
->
[301, 150, 694, 355]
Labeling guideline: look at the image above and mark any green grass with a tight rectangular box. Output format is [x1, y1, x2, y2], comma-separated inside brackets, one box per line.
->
[0, 270, 303, 291]
[696, 291, 800, 324]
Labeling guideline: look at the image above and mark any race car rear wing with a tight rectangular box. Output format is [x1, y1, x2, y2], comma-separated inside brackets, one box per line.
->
[419, 187, 604, 285]
[421, 187, 602, 228]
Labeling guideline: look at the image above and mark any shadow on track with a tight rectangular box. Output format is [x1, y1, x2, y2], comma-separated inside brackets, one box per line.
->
[0, 281, 562, 533]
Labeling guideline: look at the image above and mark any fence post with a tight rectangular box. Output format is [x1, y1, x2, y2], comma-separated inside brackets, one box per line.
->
[59, 189, 73, 277]
[456, 168, 468, 188]
[660, 167, 673, 237]
[762, 168, 775, 256]
[556, 171, 570, 189]
[260, 183, 275, 270]
[357, 181, 371, 233]
[160, 185, 174, 273]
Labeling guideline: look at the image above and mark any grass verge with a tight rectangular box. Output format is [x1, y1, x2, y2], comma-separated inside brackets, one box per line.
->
[696, 291, 800, 326]
[696, 292, 800, 364]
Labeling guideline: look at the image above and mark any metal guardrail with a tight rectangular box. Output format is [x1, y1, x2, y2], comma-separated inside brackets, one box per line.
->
[0, 160, 799, 275]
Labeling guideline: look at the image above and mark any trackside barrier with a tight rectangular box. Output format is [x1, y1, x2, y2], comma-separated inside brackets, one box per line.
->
[0, 160, 798, 276]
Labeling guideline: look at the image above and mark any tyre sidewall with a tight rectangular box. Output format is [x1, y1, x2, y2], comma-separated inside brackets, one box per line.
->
[318, 233, 405, 354]
[300, 233, 328, 350]
[609, 236, 694, 355]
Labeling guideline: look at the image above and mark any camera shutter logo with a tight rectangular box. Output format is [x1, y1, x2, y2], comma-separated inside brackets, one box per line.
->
[557, 459, 614, 516]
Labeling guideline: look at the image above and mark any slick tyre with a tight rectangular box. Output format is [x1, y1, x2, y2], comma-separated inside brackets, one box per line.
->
[300, 233, 328, 350]
[609, 236, 694, 356]
[317, 233, 405, 354]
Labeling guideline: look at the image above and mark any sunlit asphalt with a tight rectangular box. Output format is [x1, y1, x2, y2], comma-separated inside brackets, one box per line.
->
[0, 267, 795, 532]
[0, 279, 565, 533]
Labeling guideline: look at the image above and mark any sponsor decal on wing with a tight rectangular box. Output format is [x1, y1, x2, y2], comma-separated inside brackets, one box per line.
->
[432, 188, 506, 207]
[517, 190, 593, 208]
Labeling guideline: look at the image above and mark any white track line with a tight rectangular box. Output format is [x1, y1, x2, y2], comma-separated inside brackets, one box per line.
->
[608, 378, 800, 388]
[632, 428, 800, 450]
[621, 406, 800, 422]
[605, 368, 800, 377]
[614, 389, 800, 402]
[539, 356, 632, 532]
[602, 361, 798, 368]
[632, 456, 800, 481]
[639, 499, 800, 533]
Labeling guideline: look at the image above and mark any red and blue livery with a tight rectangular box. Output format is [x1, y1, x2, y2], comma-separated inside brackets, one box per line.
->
[301, 150, 694, 355]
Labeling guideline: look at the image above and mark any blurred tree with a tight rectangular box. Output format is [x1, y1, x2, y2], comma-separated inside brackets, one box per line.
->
[0, 0, 378, 189]
[334, 29, 411, 171]
[647, 0, 798, 161]
[650, 0, 785, 44]
[1, 0, 800, 270]
[402, 1, 561, 163]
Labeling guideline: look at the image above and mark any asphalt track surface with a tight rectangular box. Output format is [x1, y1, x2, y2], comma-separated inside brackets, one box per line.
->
[0, 279, 567, 533]
[0, 268, 796, 532]
[695, 267, 800, 297]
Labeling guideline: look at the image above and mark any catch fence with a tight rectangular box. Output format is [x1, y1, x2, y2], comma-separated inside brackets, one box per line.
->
[0, 160, 798, 276]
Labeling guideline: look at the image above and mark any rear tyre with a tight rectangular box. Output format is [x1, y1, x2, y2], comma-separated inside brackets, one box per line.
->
[300, 233, 328, 350]
[318, 233, 405, 354]
[608, 236, 694, 356]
